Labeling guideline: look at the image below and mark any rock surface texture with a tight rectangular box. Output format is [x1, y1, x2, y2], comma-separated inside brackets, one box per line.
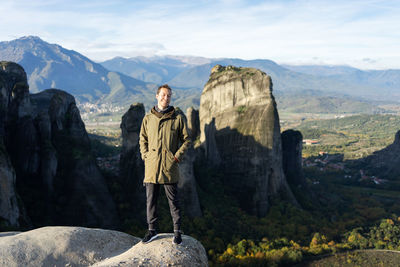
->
[199, 65, 297, 216]
[0, 61, 118, 228]
[119, 103, 146, 212]
[175, 109, 202, 217]
[0, 226, 208, 267]
[0, 144, 20, 227]
[178, 145, 203, 217]
[281, 129, 307, 188]
[0, 61, 28, 226]
[186, 107, 200, 140]
[93, 233, 208, 267]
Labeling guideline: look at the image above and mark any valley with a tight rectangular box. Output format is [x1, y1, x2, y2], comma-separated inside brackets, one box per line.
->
[1, 36, 400, 266]
[86, 105, 400, 267]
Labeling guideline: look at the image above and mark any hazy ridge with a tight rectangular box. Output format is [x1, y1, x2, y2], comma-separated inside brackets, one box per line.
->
[2, 36, 400, 115]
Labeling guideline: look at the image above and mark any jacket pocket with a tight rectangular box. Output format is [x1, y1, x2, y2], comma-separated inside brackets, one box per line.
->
[165, 149, 178, 173]
[144, 152, 158, 179]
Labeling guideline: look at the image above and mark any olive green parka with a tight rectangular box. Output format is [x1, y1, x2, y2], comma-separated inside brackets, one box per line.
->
[139, 106, 191, 184]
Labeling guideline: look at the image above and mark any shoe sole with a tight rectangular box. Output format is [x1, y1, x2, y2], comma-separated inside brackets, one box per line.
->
[142, 234, 158, 244]
[172, 239, 182, 245]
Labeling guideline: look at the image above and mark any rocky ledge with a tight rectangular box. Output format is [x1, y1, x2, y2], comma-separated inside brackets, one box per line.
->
[0, 226, 208, 267]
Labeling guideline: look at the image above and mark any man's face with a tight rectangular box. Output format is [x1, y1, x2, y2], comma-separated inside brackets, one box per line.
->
[156, 87, 172, 110]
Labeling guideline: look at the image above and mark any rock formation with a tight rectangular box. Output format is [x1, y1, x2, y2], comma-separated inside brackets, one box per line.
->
[186, 107, 200, 140]
[0, 61, 119, 228]
[176, 108, 202, 217]
[281, 129, 307, 188]
[0, 144, 20, 227]
[177, 147, 202, 217]
[0, 61, 28, 226]
[0, 226, 208, 266]
[199, 65, 297, 216]
[93, 233, 208, 267]
[119, 103, 146, 211]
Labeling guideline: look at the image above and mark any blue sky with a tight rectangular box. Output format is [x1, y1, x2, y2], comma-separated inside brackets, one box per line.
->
[1, 0, 399, 69]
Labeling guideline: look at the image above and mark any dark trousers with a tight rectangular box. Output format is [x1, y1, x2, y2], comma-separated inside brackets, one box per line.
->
[145, 183, 181, 231]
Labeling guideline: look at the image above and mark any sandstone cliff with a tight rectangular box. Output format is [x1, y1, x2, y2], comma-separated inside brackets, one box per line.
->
[0, 61, 119, 228]
[0, 226, 208, 266]
[199, 65, 297, 216]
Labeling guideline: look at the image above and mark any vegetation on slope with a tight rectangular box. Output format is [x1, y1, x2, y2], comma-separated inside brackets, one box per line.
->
[276, 95, 386, 114]
[215, 218, 400, 266]
[296, 114, 400, 159]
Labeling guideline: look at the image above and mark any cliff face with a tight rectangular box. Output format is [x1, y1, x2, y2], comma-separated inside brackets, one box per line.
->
[119, 103, 146, 214]
[186, 107, 200, 140]
[0, 144, 20, 227]
[1, 61, 119, 228]
[199, 65, 297, 216]
[0, 62, 27, 226]
[176, 108, 202, 217]
[282, 129, 306, 188]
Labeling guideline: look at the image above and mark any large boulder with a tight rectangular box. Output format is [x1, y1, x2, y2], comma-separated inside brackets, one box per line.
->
[93, 233, 208, 267]
[0, 226, 138, 267]
[199, 65, 297, 216]
[0, 226, 208, 267]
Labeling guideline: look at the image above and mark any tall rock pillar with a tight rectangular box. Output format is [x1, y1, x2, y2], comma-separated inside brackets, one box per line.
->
[176, 108, 202, 217]
[199, 65, 297, 216]
[120, 103, 146, 211]
[282, 129, 306, 188]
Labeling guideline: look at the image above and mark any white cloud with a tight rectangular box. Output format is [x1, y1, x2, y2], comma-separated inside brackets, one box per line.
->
[1, 0, 399, 69]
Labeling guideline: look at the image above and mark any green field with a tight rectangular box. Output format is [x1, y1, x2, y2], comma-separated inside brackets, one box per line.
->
[293, 114, 400, 159]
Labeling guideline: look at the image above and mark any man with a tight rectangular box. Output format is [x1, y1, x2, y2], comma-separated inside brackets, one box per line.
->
[139, 84, 191, 245]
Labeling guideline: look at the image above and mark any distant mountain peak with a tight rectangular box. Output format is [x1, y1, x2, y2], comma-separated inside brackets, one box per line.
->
[19, 35, 44, 41]
[0, 36, 144, 98]
[11, 36, 51, 46]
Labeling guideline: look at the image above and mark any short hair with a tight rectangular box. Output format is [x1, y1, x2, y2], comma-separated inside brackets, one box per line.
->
[157, 84, 172, 94]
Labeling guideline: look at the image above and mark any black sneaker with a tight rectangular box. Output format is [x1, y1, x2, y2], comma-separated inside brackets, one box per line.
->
[173, 231, 182, 245]
[142, 230, 158, 243]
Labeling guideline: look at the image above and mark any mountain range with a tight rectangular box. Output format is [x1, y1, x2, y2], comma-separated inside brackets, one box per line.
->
[1, 36, 400, 114]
